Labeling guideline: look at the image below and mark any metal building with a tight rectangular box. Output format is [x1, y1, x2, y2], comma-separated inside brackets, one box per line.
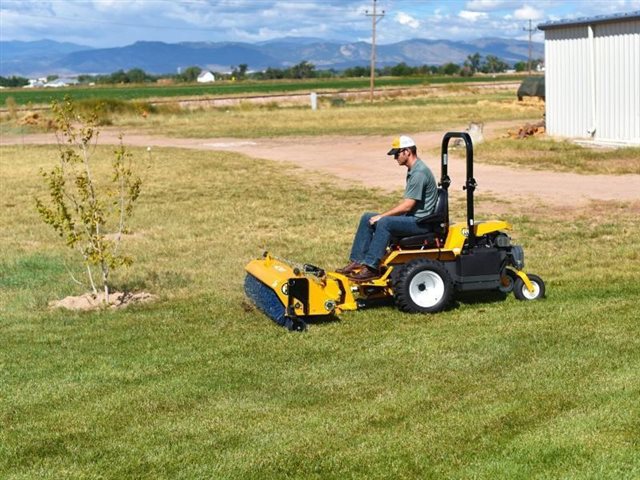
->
[539, 12, 640, 146]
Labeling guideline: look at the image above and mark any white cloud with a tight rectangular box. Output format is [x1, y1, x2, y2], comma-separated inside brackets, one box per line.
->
[458, 10, 489, 22]
[396, 12, 420, 29]
[1, 0, 639, 48]
[514, 5, 544, 21]
[91, 0, 148, 13]
[465, 0, 506, 11]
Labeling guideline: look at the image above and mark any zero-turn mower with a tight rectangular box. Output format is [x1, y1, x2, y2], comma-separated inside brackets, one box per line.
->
[244, 132, 545, 331]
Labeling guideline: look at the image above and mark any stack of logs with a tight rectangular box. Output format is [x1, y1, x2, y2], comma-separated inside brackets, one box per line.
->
[507, 120, 545, 139]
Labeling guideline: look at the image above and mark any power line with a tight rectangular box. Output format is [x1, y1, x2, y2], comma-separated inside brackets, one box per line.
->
[365, 0, 385, 103]
[523, 19, 536, 75]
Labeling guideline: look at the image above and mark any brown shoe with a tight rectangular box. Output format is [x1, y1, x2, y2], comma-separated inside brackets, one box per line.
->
[335, 261, 363, 274]
[348, 265, 380, 282]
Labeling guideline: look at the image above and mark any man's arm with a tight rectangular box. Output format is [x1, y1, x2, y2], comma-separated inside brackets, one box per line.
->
[369, 198, 416, 225]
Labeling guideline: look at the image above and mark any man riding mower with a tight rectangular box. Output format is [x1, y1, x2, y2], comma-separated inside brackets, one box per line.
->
[244, 132, 545, 331]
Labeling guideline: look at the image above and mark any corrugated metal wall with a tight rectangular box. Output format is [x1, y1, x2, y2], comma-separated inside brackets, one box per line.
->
[544, 19, 640, 145]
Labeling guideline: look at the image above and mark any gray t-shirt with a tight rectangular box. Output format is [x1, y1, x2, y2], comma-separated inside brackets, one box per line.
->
[404, 158, 437, 219]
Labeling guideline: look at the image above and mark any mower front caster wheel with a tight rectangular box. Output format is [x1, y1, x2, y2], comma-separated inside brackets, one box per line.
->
[513, 274, 545, 301]
[394, 259, 454, 313]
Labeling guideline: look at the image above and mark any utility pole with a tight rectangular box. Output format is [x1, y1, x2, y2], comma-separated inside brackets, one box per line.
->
[523, 19, 535, 75]
[366, 0, 385, 102]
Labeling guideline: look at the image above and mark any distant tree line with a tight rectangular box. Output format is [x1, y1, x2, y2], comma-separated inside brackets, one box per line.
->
[513, 59, 544, 72]
[1, 53, 543, 88]
[0, 76, 29, 87]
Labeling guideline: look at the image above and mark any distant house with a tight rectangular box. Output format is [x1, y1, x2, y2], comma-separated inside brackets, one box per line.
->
[197, 71, 215, 83]
[25, 78, 47, 88]
[44, 79, 67, 88]
[44, 78, 79, 88]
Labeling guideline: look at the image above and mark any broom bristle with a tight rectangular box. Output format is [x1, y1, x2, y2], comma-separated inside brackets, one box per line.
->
[244, 274, 300, 330]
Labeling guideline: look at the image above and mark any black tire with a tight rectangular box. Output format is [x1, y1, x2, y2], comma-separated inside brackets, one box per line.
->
[393, 259, 454, 313]
[513, 273, 545, 301]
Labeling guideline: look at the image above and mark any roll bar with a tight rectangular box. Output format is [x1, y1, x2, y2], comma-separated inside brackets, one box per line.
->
[440, 132, 477, 248]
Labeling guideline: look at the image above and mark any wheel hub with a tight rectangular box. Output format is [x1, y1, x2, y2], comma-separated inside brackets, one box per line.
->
[409, 271, 445, 308]
[521, 282, 540, 300]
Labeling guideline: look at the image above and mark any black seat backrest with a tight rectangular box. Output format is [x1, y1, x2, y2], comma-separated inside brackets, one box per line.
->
[394, 189, 449, 249]
[416, 188, 448, 234]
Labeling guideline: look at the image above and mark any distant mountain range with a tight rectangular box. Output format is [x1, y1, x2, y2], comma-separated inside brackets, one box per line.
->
[0, 37, 544, 77]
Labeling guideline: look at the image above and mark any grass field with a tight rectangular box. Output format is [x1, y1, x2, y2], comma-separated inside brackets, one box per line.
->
[114, 88, 543, 139]
[0, 87, 543, 138]
[1, 143, 639, 479]
[0, 75, 526, 108]
[5, 83, 637, 176]
[475, 138, 640, 175]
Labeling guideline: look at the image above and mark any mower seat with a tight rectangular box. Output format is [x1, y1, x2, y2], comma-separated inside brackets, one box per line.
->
[396, 188, 448, 249]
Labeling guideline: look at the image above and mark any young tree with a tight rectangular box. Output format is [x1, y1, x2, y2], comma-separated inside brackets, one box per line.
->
[389, 62, 415, 76]
[441, 62, 461, 75]
[343, 66, 369, 77]
[35, 97, 142, 303]
[261, 67, 285, 79]
[231, 64, 249, 80]
[181, 66, 202, 82]
[288, 61, 316, 79]
[515, 58, 544, 73]
[514, 61, 526, 72]
[110, 70, 128, 84]
[481, 55, 509, 73]
[465, 53, 482, 74]
[126, 68, 150, 83]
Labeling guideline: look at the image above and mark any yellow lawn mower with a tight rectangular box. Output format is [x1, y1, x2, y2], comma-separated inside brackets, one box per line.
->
[244, 132, 545, 331]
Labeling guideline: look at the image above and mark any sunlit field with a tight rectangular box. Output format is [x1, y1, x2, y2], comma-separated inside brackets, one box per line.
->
[4, 84, 637, 177]
[474, 137, 640, 175]
[116, 88, 544, 138]
[1, 141, 638, 479]
[1, 84, 541, 137]
[0, 75, 525, 107]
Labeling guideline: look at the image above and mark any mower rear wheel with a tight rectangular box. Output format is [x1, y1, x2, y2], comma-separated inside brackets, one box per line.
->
[513, 273, 545, 301]
[394, 259, 453, 313]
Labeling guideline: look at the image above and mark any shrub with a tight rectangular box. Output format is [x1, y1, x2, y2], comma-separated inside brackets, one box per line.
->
[35, 97, 142, 303]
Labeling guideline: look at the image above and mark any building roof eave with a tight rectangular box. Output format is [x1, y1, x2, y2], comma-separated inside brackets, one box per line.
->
[538, 10, 640, 31]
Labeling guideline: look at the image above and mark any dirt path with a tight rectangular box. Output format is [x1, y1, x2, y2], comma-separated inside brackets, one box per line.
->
[3, 120, 639, 206]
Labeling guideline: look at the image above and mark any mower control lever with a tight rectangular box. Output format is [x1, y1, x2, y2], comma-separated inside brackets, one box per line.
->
[303, 263, 325, 277]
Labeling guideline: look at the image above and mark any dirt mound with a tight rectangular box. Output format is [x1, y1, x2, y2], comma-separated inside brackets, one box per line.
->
[16, 111, 55, 129]
[49, 291, 158, 311]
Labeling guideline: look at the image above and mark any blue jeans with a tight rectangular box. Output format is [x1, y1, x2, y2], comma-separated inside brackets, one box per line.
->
[349, 212, 432, 269]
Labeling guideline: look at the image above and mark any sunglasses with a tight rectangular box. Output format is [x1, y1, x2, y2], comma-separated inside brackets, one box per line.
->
[394, 148, 406, 159]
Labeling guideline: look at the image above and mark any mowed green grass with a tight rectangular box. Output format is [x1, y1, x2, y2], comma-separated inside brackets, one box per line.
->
[1, 145, 639, 479]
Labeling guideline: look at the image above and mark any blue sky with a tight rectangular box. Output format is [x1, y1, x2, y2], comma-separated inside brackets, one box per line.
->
[1, 0, 639, 47]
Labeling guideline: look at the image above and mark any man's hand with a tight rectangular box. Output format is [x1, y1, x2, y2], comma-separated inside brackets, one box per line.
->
[370, 199, 417, 225]
[369, 214, 383, 225]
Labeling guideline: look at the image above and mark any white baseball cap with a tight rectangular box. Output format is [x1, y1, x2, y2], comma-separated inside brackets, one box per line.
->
[387, 135, 416, 155]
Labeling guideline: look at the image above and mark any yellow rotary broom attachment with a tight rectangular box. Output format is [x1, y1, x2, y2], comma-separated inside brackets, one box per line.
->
[244, 252, 359, 331]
